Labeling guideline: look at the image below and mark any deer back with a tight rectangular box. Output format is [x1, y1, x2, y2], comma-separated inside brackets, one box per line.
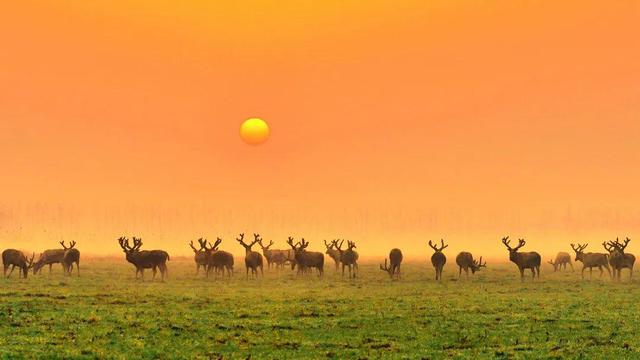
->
[245, 251, 263, 268]
[63, 248, 80, 264]
[431, 251, 446, 267]
[455, 252, 473, 268]
[2, 249, 27, 267]
[580, 252, 609, 267]
[389, 248, 403, 266]
[513, 251, 541, 268]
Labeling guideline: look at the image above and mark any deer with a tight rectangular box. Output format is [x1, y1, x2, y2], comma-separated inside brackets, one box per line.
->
[455, 252, 486, 278]
[380, 248, 403, 279]
[32, 243, 67, 275]
[570, 243, 611, 280]
[60, 241, 80, 277]
[334, 240, 358, 278]
[286, 237, 324, 276]
[324, 239, 342, 271]
[603, 237, 635, 281]
[2, 249, 35, 278]
[204, 237, 234, 278]
[547, 252, 573, 272]
[118, 236, 170, 280]
[189, 238, 208, 275]
[236, 233, 263, 279]
[428, 239, 448, 281]
[257, 239, 275, 269]
[501, 236, 541, 281]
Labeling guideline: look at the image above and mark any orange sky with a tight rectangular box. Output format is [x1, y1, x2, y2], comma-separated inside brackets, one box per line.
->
[1, 1, 639, 259]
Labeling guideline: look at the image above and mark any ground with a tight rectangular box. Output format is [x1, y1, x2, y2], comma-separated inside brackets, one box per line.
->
[0, 258, 638, 359]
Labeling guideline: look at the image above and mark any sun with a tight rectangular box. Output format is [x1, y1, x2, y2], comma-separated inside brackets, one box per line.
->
[240, 118, 270, 145]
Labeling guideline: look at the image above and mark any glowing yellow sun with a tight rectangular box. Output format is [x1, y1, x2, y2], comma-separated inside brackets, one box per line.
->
[240, 118, 270, 145]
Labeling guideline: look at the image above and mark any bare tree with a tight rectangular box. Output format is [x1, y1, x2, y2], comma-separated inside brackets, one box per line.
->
[205, 238, 234, 278]
[286, 237, 324, 277]
[501, 236, 541, 281]
[60, 241, 80, 277]
[570, 243, 611, 280]
[380, 248, 403, 279]
[547, 252, 573, 272]
[455, 252, 486, 278]
[428, 239, 448, 281]
[324, 239, 341, 271]
[2, 250, 35, 278]
[237, 233, 263, 279]
[189, 238, 208, 275]
[603, 238, 635, 281]
[117, 237, 170, 280]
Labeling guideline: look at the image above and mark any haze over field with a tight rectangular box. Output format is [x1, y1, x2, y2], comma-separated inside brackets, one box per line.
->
[1, 1, 639, 257]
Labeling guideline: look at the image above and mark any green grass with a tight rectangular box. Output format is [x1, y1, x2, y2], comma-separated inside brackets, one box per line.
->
[1, 258, 639, 359]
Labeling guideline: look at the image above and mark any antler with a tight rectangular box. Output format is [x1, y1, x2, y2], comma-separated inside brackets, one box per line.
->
[131, 237, 143, 251]
[117, 237, 130, 251]
[380, 258, 390, 272]
[252, 233, 262, 247]
[212, 237, 222, 251]
[602, 241, 614, 253]
[512, 238, 526, 251]
[501, 236, 512, 250]
[286, 236, 297, 250]
[60, 241, 68, 250]
[189, 240, 198, 252]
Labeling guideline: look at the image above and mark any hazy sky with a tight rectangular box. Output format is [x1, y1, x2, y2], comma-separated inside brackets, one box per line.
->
[1, 1, 639, 258]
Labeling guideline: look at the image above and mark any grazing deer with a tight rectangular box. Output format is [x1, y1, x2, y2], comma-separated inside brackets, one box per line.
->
[501, 236, 541, 281]
[205, 237, 234, 278]
[380, 248, 403, 279]
[334, 240, 358, 278]
[118, 237, 170, 280]
[570, 243, 611, 280]
[2, 250, 35, 278]
[324, 240, 342, 271]
[60, 241, 80, 277]
[603, 238, 635, 281]
[286, 237, 324, 276]
[258, 239, 275, 269]
[455, 252, 486, 278]
[189, 238, 208, 275]
[237, 233, 263, 279]
[428, 239, 448, 280]
[547, 252, 573, 272]
[32, 244, 67, 275]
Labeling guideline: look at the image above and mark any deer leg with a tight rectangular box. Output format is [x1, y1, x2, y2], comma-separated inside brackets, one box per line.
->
[589, 267, 593, 279]
[519, 268, 524, 282]
[49, 264, 53, 274]
[152, 267, 157, 279]
[260, 265, 264, 277]
[7, 265, 16, 278]
[3, 264, 8, 277]
[581, 266, 585, 279]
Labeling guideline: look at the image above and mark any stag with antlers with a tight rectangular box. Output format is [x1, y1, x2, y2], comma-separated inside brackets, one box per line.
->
[60, 241, 80, 277]
[324, 240, 342, 271]
[547, 252, 573, 272]
[603, 237, 635, 281]
[380, 248, 403, 279]
[118, 237, 170, 280]
[204, 237, 234, 278]
[189, 238, 208, 275]
[501, 236, 541, 281]
[455, 252, 486, 278]
[237, 233, 263, 279]
[286, 237, 324, 276]
[570, 243, 611, 280]
[428, 239, 448, 281]
[334, 240, 358, 278]
[2, 249, 35, 278]
[32, 241, 68, 275]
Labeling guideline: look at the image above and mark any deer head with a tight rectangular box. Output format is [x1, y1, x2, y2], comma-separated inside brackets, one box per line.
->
[471, 256, 486, 273]
[286, 236, 298, 251]
[380, 258, 393, 277]
[428, 239, 448, 253]
[259, 239, 274, 251]
[347, 241, 357, 251]
[189, 238, 207, 253]
[570, 243, 588, 262]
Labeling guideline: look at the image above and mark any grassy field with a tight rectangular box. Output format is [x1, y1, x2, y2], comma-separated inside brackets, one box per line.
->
[1, 258, 639, 359]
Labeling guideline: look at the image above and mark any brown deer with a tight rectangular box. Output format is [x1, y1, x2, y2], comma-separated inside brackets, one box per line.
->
[2, 250, 35, 278]
[380, 248, 403, 279]
[32, 244, 67, 275]
[570, 243, 611, 280]
[501, 236, 541, 281]
[603, 238, 635, 281]
[428, 239, 448, 280]
[455, 252, 486, 278]
[335, 240, 358, 278]
[258, 239, 275, 269]
[205, 237, 234, 278]
[286, 237, 324, 276]
[324, 239, 342, 271]
[189, 238, 208, 275]
[547, 252, 573, 272]
[60, 241, 80, 277]
[118, 237, 170, 280]
[237, 233, 263, 278]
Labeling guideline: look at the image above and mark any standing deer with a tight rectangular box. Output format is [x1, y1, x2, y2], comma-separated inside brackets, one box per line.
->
[428, 239, 448, 281]
[118, 237, 170, 280]
[2, 250, 35, 278]
[501, 236, 541, 281]
[380, 248, 403, 279]
[60, 241, 80, 277]
[603, 238, 635, 281]
[324, 240, 342, 271]
[189, 238, 208, 275]
[258, 239, 275, 269]
[237, 233, 263, 279]
[570, 243, 611, 280]
[455, 252, 486, 278]
[286, 237, 324, 276]
[334, 240, 358, 278]
[547, 252, 573, 272]
[32, 243, 67, 275]
[205, 237, 234, 278]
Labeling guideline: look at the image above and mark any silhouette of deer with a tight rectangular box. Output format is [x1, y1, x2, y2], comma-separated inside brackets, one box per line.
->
[603, 237, 635, 281]
[286, 237, 324, 276]
[2, 250, 35, 278]
[455, 252, 486, 278]
[324, 240, 342, 271]
[189, 238, 208, 275]
[118, 237, 170, 280]
[32, 242, 67, 275]
[60, 241, 80, 277]
[257, 239, 275, 269]
[380, 248, 403, 279]
[501, 236, 541, 281]
[547, 252, 573, 272]
[237, 233, 263, 279]
[428, 239, 448, 281]
[205, 237, 234, 278]
[570, 243, 611, 280]
[334, 240, 358, 278]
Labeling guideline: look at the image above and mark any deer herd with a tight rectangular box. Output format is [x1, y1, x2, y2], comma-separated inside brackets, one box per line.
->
[1, 235, 636, 283]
